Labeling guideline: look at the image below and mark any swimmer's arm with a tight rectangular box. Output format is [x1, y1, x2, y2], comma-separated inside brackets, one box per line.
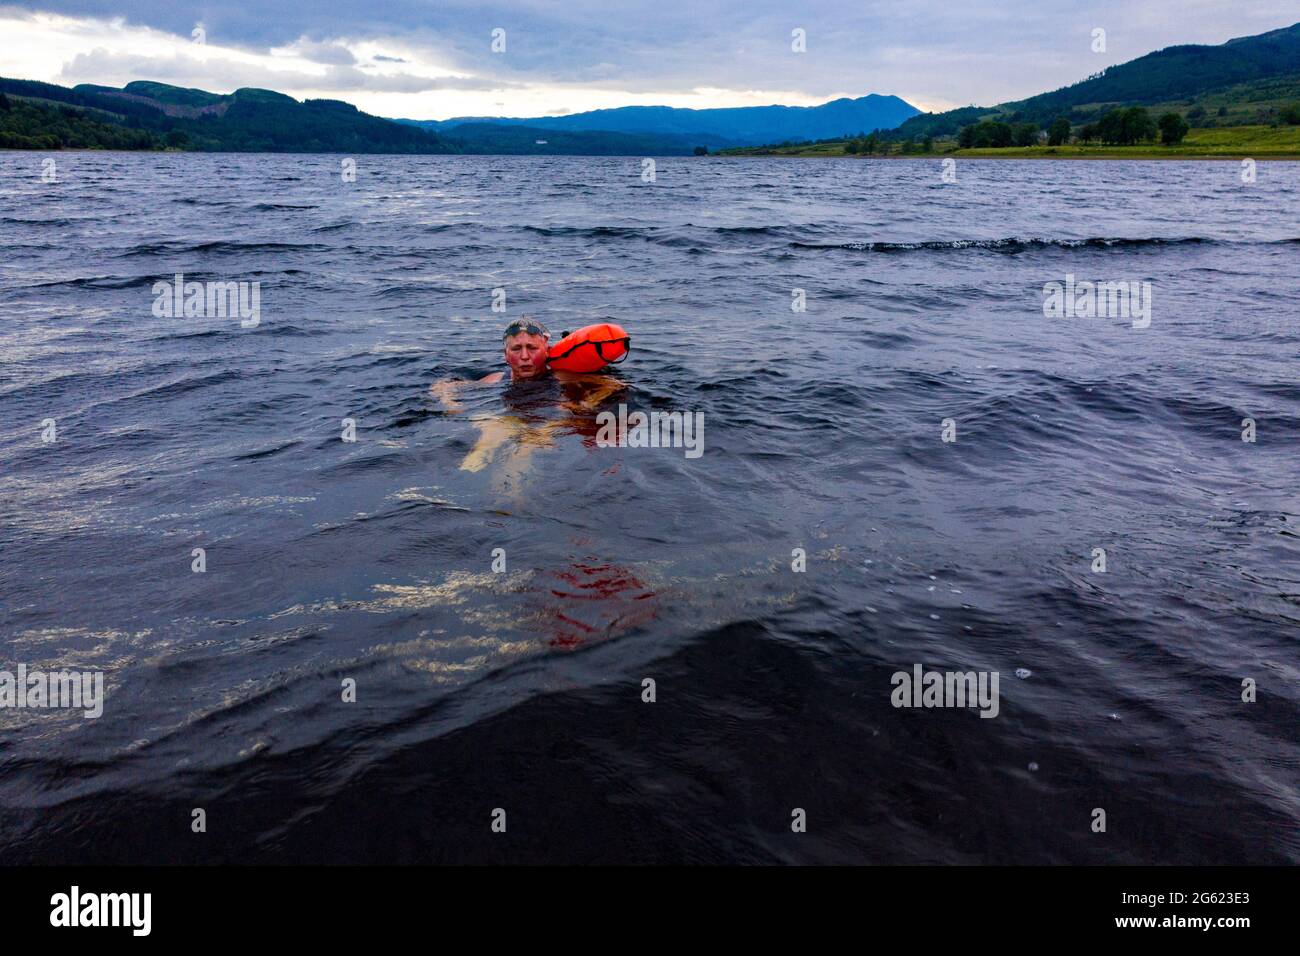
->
[430, 372, 504, 411]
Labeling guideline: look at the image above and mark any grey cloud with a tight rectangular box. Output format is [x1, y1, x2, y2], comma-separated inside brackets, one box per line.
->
[282, 38, 358, 66]
[57, 47, 521, 94]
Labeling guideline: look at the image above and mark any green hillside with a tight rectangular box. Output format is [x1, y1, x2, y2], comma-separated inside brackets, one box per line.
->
[0, 91, 162, 149]
[889, 21, 1300, 141]
[0, 78, 457, 153]
[1000, 23, 1300, 124]
[77, 80, 226, 110]
[726, 22, 1300, 158]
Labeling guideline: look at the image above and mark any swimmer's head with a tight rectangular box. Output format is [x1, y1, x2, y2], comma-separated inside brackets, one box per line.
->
[502, 318, 549, 380]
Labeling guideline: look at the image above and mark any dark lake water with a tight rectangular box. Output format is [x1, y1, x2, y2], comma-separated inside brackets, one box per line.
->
[1, 152, 1297, 864]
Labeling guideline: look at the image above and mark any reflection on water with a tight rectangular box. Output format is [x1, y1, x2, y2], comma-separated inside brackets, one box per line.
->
[534, 559, 659, 648]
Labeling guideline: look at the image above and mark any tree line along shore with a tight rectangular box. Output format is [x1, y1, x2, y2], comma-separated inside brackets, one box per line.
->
[723, 103, 1300, 160]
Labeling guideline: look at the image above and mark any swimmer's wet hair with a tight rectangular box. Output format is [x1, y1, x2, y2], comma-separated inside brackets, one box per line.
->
[502, 319, 549, 339]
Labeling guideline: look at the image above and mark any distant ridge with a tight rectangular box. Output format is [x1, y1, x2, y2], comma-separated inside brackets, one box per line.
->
[395, 94, 922, 148]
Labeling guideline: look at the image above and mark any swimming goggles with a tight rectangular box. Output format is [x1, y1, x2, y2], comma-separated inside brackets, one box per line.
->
[502, 320, 549, 339]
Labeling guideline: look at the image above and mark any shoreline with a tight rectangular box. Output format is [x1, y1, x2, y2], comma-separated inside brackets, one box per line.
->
[4, 145, 1299, 161]
[720, 152, 1300, 161]
[720, 124, 1300, 161]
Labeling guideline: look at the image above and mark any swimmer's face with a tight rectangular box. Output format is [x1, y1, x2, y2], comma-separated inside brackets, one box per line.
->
[503, 331, 549, 379]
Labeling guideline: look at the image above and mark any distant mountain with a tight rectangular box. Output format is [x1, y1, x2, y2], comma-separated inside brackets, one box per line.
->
[0, 78, 456, 152]
[886, 20, 1300, 140]
[396, 94, 921, 147]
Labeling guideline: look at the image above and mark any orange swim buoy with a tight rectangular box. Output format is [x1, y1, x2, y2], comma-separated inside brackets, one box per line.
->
[547, 322, 631, 373]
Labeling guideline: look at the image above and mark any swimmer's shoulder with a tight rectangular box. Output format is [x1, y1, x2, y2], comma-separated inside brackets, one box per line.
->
[480, 371, 506, 384]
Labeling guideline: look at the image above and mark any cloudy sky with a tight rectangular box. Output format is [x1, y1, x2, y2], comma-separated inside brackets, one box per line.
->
[0, 1, 1294, 119]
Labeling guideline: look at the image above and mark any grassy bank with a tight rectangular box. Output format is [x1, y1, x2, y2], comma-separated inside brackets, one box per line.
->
[954, 125, 1300, 158]
[723, 125, 1300, 159]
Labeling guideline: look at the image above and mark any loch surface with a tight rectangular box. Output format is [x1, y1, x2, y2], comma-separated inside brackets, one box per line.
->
[1, 153, 1297, 863]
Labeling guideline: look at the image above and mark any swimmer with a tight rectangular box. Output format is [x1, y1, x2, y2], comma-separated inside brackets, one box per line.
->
[430, 318, 626, 482]
[431, 318, 625, 409]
